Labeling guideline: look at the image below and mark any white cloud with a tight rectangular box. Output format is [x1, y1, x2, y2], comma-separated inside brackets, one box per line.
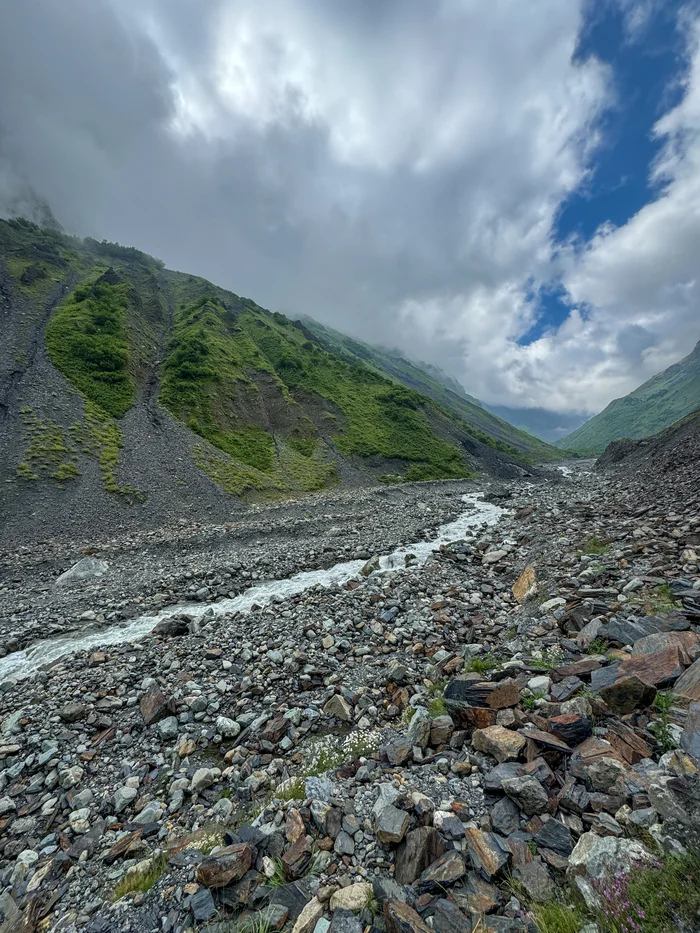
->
[2, 0, 697, 418]
[549, 10, 700, 411]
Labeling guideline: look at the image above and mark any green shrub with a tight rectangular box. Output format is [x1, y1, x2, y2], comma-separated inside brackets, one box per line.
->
[46, 279, 134, 418]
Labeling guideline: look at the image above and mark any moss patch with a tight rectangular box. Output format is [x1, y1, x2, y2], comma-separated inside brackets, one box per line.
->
[111, 854, 169, 902]
[71, 400, 145, 500]
[46, 277, 135, 418]
[16, 408, 80, 485]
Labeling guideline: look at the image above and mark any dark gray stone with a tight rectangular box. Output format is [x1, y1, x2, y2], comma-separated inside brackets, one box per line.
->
[191, 887, 217, 922]
[533, 818, 573, 855]
[329, 910, 364, 933]
[491, 796, 521, 835]
[482, 762, 525, 793]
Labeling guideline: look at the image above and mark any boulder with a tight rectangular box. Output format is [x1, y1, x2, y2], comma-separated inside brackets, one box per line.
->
[472, 725, 526, 763]
[196, 844, 253, 888]
[599, 676, 656, 714]
[56, 557, 108, 587]
[502, 775, 549, 816]
[395, 826, 446, 885]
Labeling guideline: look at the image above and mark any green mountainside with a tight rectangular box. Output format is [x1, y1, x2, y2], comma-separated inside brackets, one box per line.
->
[557, 341, 700, 454]
[1, 218, 563, 530]
[298, 317, 565, 462]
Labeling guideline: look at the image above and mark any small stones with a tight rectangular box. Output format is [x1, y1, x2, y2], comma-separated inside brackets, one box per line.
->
[2, 440, 699, 933]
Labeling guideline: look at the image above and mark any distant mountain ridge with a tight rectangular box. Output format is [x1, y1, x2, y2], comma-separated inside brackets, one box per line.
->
[298, 316, 565, 463]
[557, 340, 700, 454]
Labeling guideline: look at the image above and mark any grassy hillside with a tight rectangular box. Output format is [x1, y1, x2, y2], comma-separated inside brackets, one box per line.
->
[298, 316, 567, 462]
[558, 341, 700, 454]
[4, 218, 554, 510]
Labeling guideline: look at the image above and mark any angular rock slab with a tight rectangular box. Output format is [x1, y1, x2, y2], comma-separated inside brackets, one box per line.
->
[599, 676, 656, 714]
[395, 826, 446, 885]
[385, 899, 432, 933]
[465, 828, 510, 879]
[415, 850, 466, 893]
[196, 844, 253, 888]
[675, 657, 700, 701]
[472, 725, 526, 763]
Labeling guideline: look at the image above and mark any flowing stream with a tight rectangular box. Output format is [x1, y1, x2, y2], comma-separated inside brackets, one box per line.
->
[0, 493, 504, 682]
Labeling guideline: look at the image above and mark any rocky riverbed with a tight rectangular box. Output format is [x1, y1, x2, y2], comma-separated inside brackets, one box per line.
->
[1, 458, 700, 933]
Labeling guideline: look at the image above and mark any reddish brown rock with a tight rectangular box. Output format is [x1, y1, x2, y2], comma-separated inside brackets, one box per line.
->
[195, 844, 253, 888]
[599, 676, 656, 714]
[282, 834, 312, 880]
[632, 631, 700, 663]
[139, 685, 176, 726]
[617, 647, 685, 687]
[385, 899, 432, 933]
[674, 657, 700, 701]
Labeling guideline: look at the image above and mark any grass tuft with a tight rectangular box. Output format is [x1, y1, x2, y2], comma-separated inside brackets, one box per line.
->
[578, 535, 609, 557]
[468, 654, 498, 674]
[532, 902, 588, 933]
[111, 854, 168, 902]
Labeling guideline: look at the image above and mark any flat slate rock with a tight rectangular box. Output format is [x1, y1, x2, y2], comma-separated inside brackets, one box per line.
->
[464, 828, 510, 879]
[675, 657, 700, 701]
[590, 663, 621, 692]
[415, 850, 467, 892]
[533, 818, 573, 855]
[517, 727, 571, 753]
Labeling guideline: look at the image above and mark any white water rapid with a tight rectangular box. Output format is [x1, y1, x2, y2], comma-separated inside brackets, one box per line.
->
[0, 493, 504, 682]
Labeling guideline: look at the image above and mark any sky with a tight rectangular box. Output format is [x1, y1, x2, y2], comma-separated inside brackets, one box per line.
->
[1, 0, 699, 421]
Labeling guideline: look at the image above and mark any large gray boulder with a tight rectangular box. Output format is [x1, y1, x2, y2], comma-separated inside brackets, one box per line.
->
[56, 557, 109, 587]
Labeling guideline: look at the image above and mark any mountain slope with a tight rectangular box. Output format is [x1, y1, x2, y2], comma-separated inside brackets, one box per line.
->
[558, 341, 700, 454]
[298, 316, 566, 462]
[0, 219, 540, 540]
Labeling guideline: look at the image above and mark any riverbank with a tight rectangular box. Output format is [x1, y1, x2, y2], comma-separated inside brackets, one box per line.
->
[1, 460, 700, 933]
